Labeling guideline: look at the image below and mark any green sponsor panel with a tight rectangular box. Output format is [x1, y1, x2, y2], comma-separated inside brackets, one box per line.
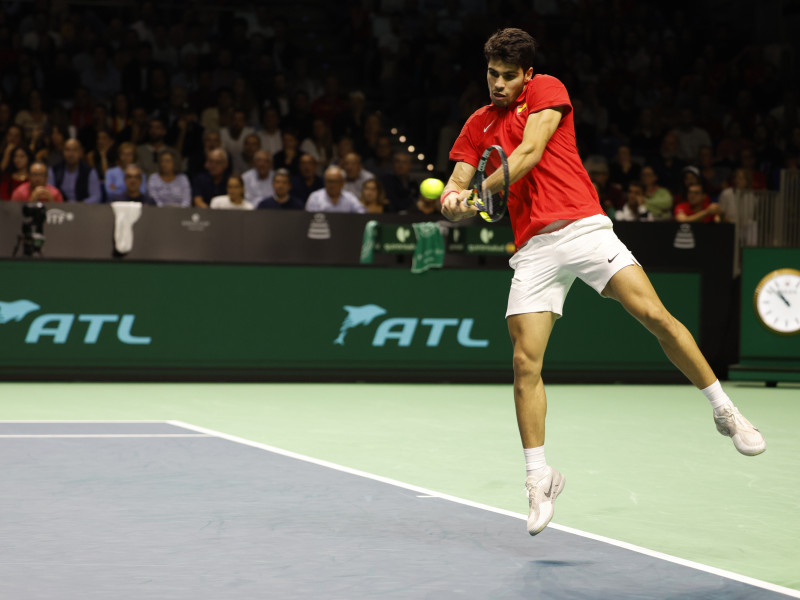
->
[0, 261, 699, 378]
[463, 225, 516, 256]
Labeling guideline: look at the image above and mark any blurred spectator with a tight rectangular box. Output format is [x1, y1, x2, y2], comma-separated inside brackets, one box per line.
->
[629, 108, 661, 161]
[272, 130, 304, 177]
[232, 76, 260, 126]
[698, 145, 730, 199]
[188, 130, 228, 179]
[110, 93, 132, 139]
[108, 164, 155, 205]
[306, 165, 365, 213]
[333, 90, 368, 141]
[737, 147, 767, 190]
[670, 108, 712, 163]
[105, 142, 145, 197]
[640, 165, 673, 221]
[769, 90, 800, 131]
[381, 151, 417, 212]
[608, 145, 641, 192]
[283, 90, 314, 141]
[78, 104, 110, 154]
[136, 118, 176, 176]
[1, 125, 25, 173]
[69, 87, 93, 132]
[311, 75, 348, 125]
[300, 118, 334, 173]
[201, 88, 235, 133]
[404, 191, 440, 217]
[1, 146, 33, 200]
[614, 182, 653, 222]
[291, 153, 323, 203]
[674, 182, 720, 223]
[586, 158, 624, 214]
[81, 45, 120, 103]
[673, 166, 703, 207]
[341, 152, 374, 198]
[221, 109, 255, 174]
[256, 168, 304, 210]
[148, 148, 191, 208]
[359, 178, 389, 214]
[10, 161, 63, 203]
[240, 133, 262, 173]
[719, 168, 758, 246]
[192, 148, 229, 208]
[47, 138, 102, 203]
[257, 107, 283, 157]
[364, 135, 394, 178]
[210, 174, 254, 210]
[86, 129, 116, 196]
[650, 132, 685, 194]
[716, 121, 750, 166]
[14, 89, 48, 140]
[242, 150, 275, 205]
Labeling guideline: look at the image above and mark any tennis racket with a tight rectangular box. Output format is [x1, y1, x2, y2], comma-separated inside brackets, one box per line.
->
[467, 145, 509, 223]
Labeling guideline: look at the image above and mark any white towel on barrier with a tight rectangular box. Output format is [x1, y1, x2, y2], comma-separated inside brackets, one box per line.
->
[111, 202, 143, 254]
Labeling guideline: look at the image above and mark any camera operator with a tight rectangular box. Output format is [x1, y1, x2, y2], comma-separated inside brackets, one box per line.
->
[10, 162, 64, 203]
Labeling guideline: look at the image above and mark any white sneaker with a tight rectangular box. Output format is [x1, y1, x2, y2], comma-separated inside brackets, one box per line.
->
[714, 406, 766, 456]
[525, 466, 565, 536]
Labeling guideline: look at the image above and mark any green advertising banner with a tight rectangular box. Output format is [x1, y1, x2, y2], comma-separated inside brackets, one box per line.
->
[0, 261, 699, 380]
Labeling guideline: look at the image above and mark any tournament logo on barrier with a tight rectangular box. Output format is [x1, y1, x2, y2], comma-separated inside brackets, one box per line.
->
[333, 304, 489, 349]
[0, 299, 151, 345]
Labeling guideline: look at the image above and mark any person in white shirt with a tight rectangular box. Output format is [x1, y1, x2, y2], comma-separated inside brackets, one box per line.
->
[614, 181, 654, 222]
[220, 109, 255, 174]
[305, 165, 365, 213]
[210, 174, 254, 210]
[340, 152, 374, 198]
[242, 150, 275, 205]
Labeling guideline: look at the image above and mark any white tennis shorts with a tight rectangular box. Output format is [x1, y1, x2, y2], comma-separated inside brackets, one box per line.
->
[506, 214, 640, 318]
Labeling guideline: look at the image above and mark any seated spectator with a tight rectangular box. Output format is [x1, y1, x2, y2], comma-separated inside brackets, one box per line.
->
[364, 135, 394, 178]
[719, 168, 758, 246]
[716, 121, 750, 166]
[257, 106, 283, 157]
[674, 182, 720, 223]
[614, 182, 653, 222]
[1, 146, 33, 200]
[608, 145, 641, 191]
[47, 138, 102, 203]
[14, 90, 49, 141]
[240, 133, 262, 173]
[86, 129, 116, 197]
[220, 109, 256, 174]
[403, 191, 440, 217]
[210, 174, 254, 210]
[669, 108, 712, 163]
[291, 154, 323, 203]
[10, 161, 63, 203]
[300, 118, 334, 173]
[305, 165, 365, 213]
[1, 125, 25, 173]
[698, 145, 730, 199]
[341, 152, 374, 198]
[359, 178, 389, 214]
[192, 148, 229, 208]
[187, 130, 231, 179]
[640, 165, 673, 220]
[242, 150, 275, 205]
[272, 129, 305, 176]
[137, 118, 176, 177]
[381, 152, 418, 212]
[256, 168, 304, 210]
[737, 147, 767, 190]
[148, 148, 191, 208]
[107, 164, 155, 205]
[673, 165, 703, 206]
[585, 158, 624, 213]
[78, 104, 110, 155]
[106, 142, 146, 198]
[650, 132, 686, 194]
[40, 124, 68, 168]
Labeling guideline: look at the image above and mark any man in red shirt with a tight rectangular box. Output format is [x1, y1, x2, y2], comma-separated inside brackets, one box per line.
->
[441, 28, 765, 537]
[10, 162, 64, 203]
[674, 183, 721, 223]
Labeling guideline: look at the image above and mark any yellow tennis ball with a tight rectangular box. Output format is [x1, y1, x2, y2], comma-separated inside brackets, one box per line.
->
[420, 178, 445, 200]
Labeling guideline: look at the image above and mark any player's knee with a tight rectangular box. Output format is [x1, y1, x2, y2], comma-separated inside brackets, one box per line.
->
[512, 346, 543, 381]
[639, 304, 679, 339]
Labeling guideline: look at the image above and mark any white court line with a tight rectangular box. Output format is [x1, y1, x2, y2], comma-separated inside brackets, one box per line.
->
[0, 420, 169, 423]
[0, 434, 210, 438]
[169, 419, 800, 600]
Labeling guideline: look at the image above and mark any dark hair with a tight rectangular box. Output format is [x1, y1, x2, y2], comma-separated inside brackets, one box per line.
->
[484, 28, 537, 71]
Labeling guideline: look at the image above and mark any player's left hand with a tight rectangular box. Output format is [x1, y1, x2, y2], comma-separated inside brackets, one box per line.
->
[441, 189, 478, 222]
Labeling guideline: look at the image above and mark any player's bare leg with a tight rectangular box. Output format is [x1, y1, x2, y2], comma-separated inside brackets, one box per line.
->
[603, 264, 765, 455]
[508, 311, 565, 534]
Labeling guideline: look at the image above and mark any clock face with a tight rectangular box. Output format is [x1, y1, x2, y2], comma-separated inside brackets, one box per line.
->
[754, 268, 800, 335]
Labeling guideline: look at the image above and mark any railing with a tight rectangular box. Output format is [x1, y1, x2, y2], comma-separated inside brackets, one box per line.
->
[730, 170, 800, 250]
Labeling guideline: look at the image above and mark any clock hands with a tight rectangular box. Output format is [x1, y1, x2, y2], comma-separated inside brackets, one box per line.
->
[775, 290, 791, 307]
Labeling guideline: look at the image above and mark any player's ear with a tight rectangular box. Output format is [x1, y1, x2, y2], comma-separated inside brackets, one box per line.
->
[524, 67, 533, 82]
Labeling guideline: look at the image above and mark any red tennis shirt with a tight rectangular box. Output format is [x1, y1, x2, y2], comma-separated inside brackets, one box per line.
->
[449, 74, 602, 248]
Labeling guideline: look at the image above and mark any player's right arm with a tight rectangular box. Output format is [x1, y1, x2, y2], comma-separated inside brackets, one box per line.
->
[440, 161, 478, 222]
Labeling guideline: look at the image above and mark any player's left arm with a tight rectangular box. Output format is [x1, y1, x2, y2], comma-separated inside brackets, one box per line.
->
[482, 107, 565, 194]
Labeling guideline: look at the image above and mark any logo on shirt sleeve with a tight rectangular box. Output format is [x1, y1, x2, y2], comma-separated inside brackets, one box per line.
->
[516, 102, 527, 115]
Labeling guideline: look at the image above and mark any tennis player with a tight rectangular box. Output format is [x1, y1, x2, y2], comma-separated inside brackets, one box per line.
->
[440, 28, 765, 537]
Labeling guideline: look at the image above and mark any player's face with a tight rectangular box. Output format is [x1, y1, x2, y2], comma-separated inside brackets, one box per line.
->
[487, 59, 532, 108]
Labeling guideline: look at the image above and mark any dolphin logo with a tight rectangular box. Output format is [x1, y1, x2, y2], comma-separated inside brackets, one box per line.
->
[0, 299, 41, 324]
[334, 304, 387, 345]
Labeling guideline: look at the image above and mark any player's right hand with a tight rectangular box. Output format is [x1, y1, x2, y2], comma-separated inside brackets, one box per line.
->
[441, 189, 478, 222]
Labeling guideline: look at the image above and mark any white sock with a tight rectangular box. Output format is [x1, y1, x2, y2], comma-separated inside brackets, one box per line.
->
[524, 445, 548, 479]
[701, 380, 734, 414]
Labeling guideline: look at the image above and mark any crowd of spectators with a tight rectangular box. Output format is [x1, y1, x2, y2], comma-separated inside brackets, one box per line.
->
[0, 0, 797, 225]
